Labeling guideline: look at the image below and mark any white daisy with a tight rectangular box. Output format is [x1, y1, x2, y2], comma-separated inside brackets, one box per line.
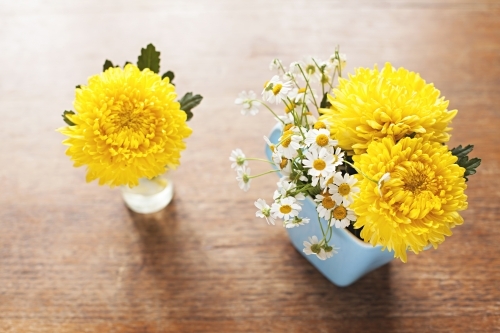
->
[283, 71, 296, 82]
[316, 60, 334, 84]
[300, 56, 322, 82]
[229, 148, 247, 170]
[276, 156, 292, 176]
[276, 128, 301, 159]
[304, 112, 317, 127]
[234, 91, 261, 115]
[304, 128, 338, 151]
[276, 113, 294, 126]
[288, 61, 301, 76]
[288, 87, 316, 105]
[287, 107, 317, 128]
[274, 178, 305, 201]
[235, 166, 251, 192]
[263, 135, 277, 156]
[329, 172, 360, 206]
[329, 52, 347, 71]
[323, 244, 339, 259]
[284, 216, 310, 229]
[302, 147, 336, 186]
[269, 58, 282, 71]
[331, 147, 345, 168]
[271, 196, 301, 221]
[262, 75, 293, 104]
[254, 199, 276, 225]
[314, 193, 336, 219]
[329, 204, 356, 229]
[320, 175, 334, 189]
[312, 120, 330, 131]
[377, 172, 391, 197]
[274, 177, 292, 199]
[303, 236, 327, 260]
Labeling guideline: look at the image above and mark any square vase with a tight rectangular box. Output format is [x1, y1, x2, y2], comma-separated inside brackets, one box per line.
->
[267, 124, 395, 287]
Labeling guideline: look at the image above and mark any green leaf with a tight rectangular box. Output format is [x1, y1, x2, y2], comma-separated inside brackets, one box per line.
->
[137, 43, 160, 73]
[178, 92, 203, 121]
[162, 70, 175, 83]
[103, 59, 115, 72]
[451, 144, 481, 181]
[62, 110, 76, 126]
[320, 92, 331, 108]
[450, 144, 474, 157]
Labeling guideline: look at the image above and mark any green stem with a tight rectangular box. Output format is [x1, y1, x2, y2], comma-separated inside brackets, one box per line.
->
[297, 64, 320, 114]
[256, 100, 285, 125]
[317, 212, 327, 240]
[279, 61, 300, 89]
[344, 160, 378, 184]
[311, 57, 332, 94]
[248, 170, 280, 179]
[245, 157, 275, 165]
[326, 223, 333, 243]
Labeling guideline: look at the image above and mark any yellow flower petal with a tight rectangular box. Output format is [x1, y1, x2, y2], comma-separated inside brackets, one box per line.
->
[351, 137, 467, 262]
[320, 63, 457, 154]
[58, 64, 192, 187]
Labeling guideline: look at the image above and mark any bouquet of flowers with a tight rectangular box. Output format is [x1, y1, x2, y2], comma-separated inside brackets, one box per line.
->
[59, 44, 202, 188]
[231, 48, 480, 262]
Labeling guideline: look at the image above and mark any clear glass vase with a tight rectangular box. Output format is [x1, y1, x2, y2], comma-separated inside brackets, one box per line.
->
[120, 172, 174, 214]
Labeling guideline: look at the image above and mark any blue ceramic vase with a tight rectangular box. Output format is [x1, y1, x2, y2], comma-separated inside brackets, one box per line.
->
[266, 124, 394, 287]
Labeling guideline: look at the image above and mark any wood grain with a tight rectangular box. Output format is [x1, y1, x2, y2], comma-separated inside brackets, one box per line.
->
[1, 0, 499, 332]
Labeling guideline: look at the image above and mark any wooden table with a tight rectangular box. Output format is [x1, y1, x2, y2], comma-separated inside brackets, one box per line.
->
[1, 1, 499, 332]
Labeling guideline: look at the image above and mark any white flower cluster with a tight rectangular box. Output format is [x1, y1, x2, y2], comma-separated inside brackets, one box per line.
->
[231, 50, 357, 261]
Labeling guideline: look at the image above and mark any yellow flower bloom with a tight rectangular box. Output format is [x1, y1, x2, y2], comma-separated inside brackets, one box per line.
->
[59, 64, 192, 187]
[351, 137, 468, 262]
[319, 63, 457, 155]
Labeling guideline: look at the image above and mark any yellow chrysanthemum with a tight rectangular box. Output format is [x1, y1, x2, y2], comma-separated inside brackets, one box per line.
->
[351, 137, 467, 262]
[319, 63, 457, 155]
[59, 64, 192, 187]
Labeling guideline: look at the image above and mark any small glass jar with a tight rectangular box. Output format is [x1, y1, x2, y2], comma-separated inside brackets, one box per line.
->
[120, 172, 174, 214]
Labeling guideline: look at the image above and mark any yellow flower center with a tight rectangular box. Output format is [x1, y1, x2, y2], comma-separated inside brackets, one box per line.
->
[285, 102, 295, 113]
[324, 177, 334, 186]
[314, 121, 326, 130]
[282, 137, 292, 148]
[313, 159, 326, 171]
[322, 196, 335, 209]
[315, 134, 329, 147]
[280, 157, 288, 169]
[115, 106, 142, 131]
[283, 124, 293, 131]
[403, 172, 429, 194]
[280, 205, 292, 214]
[281, 130, 293, 148]
[306, 64, 316, 75]
[310, 243, 322, 254]
[272, 83, 283, 96]
[298, 87, 307, 93]
[333, 205, 347, 220]
[338, 183, 351, 196]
